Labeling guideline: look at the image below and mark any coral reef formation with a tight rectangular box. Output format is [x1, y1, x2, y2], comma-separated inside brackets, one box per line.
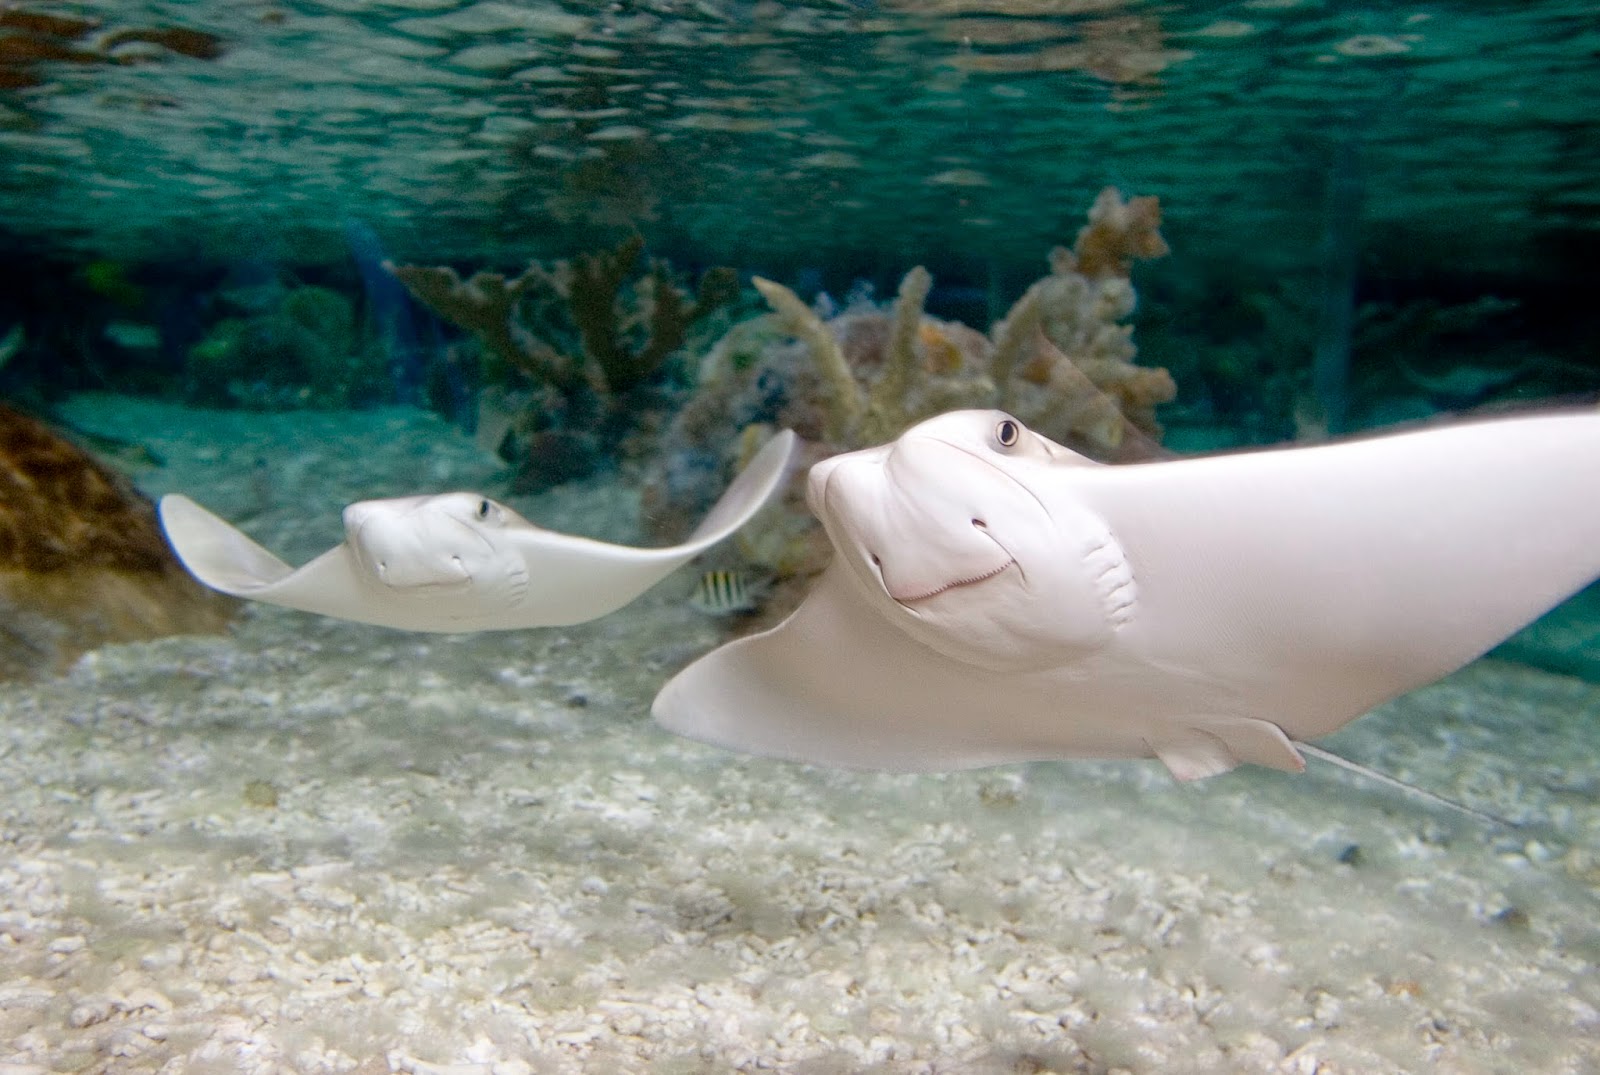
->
[0, 404, 234, 680]
[643, 187, 1175, 607]
[389, 237, 737, 491]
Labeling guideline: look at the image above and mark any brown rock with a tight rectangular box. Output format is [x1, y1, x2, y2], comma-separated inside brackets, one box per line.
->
[0, 404, 235, 680]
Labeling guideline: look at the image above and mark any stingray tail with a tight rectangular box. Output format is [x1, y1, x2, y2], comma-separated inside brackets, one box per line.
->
[1297, 742, 1516, 828]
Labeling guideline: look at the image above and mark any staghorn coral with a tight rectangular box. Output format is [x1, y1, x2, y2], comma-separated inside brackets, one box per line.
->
[565, 239, 739, 394]
[390, 237, 736, 490]
[390, 236, 734, 398]
[642, 186, 1176, 614]
[0, 404, 235, 680]
[384, 262, 569, 390]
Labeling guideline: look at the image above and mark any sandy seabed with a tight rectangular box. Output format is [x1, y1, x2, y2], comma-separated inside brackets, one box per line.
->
[1, 394, 1597, 1075]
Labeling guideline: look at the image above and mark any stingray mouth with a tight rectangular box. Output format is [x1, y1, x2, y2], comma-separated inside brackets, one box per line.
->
[354, 510, 497, 594]
[371, 555, 475, 593]
[867, 517, 1021, 608]
[818, 465, 1025, 610]
[886, 557, 1018, 605]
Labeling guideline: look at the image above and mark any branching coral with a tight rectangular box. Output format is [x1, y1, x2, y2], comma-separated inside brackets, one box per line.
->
[384, 263, 572, 390]
[391, 236, 735, 398]
[389, 237, 736, 489]
[643, 186, 1176, 598]
[1070, 186, 1169, 276]
[743, 186, 1173, 457]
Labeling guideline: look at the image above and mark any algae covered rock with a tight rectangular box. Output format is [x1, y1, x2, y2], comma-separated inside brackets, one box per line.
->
[0, 403, 235, 680]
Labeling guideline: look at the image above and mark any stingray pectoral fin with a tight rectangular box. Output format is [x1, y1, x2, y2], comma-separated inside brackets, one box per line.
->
[684, 429, 798, 546]
[158, 494, 295, 593]
[1149, 717, 1305, 782]
[160, 494, 382, 620]
[652, 563, 883, 766]
[653, 562, 1026, 771]
[491, 429, 800, 628]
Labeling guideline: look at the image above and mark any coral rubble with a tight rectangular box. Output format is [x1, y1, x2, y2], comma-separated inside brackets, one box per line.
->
[0, 404, 235, 680]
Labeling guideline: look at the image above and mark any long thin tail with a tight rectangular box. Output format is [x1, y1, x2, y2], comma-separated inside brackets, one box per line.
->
[1296, 742, 1516, 829]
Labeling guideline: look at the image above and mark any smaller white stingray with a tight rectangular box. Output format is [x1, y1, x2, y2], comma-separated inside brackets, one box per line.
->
[653, 410, 1600, 781]
[159, 429, 796, 632]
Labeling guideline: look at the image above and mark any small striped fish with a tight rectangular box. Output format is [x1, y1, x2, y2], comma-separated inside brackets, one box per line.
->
[688, 569, 767, 616]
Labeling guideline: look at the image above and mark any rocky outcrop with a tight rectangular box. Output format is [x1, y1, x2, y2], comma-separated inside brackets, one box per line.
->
[0, 404, 235, 680]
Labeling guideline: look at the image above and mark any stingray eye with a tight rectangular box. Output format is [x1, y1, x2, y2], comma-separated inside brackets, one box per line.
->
[476, 499, 493, 520]
[994, 418, 1021, 449]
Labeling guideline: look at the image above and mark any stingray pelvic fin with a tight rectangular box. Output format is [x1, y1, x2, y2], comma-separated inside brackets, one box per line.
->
[1151, 716, 1306, 782]
[1149, 729, 1240, 782]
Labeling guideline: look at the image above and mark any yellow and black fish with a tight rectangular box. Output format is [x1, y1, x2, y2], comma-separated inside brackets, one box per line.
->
[688, 569, 769, 616]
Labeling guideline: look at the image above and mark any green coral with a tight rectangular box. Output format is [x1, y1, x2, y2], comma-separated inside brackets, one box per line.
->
[390, 236, 736, 399]
[388, 237, 738, 490]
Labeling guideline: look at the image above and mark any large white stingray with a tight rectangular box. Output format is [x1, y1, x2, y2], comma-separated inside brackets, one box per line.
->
[160, 429, 796, 632]
[653, 410, 1600, 780]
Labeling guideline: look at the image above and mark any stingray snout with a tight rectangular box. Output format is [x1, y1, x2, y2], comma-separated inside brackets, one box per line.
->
[813, 438, 1018, 605]
[342, 495, 433, 538]
[345, 498, 478, 590]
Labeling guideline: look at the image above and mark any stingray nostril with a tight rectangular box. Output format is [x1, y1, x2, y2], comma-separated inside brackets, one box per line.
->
[971, 518, 987, 530]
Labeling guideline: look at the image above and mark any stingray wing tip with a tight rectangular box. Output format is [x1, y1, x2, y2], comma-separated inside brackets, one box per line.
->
[158, 493, 293, 595]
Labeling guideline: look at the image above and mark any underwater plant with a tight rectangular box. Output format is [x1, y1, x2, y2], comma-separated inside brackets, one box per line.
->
[641, 187, 1176, 603]
[388, 236, 737, 491]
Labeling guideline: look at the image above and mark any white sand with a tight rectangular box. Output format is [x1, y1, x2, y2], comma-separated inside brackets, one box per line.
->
[1, 394, 1597, 1074]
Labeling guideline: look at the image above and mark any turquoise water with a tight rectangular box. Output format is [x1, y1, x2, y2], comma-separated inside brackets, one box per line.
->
[1, 1, 1598, 1071]
[0, 1, 1595, 434]
[0, 1, 1593, 276]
